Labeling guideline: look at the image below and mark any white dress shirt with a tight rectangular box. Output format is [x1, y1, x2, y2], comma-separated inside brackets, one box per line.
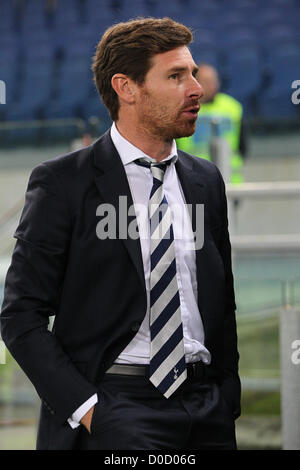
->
[68, 123, 211, 428]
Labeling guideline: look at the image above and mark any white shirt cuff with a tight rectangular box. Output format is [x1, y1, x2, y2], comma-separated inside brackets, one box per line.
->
[67, 393, 98, 429]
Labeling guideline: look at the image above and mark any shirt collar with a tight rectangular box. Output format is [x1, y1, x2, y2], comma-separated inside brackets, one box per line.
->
[110, 122, 178, 166]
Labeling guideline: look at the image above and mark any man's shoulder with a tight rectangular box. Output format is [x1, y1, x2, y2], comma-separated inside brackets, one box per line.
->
[40, 141, 94, 175]
[177, 150, 224, 196]
[32, 130, 111, 183]
[178, 149, 219, 175]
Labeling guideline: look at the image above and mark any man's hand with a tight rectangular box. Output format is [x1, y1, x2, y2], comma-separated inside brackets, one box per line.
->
[80, 405, 95, 434]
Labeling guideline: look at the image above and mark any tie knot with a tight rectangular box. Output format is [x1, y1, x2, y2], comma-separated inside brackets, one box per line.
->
[150, 164, 166, 183]
[134, 158, 170, 182]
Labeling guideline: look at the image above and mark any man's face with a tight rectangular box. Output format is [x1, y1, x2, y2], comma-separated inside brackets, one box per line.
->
[134, 46, 203, 141]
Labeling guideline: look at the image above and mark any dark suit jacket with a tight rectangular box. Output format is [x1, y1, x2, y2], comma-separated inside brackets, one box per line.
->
[0, 130, 240, 450]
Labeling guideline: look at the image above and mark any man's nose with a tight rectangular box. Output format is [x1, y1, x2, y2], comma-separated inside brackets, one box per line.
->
[188, 77, 204, 99]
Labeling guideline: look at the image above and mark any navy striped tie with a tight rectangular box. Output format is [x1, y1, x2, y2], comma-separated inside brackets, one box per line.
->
[135, 158, 187, 398]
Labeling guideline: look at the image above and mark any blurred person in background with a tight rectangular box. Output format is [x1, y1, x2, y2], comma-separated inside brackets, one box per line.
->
[0, 17, 240, 450]
[177, 64, 247, 184]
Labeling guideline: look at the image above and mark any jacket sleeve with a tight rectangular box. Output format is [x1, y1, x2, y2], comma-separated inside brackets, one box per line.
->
[216, 166, 241, 419]
[0, 163, 97, 424]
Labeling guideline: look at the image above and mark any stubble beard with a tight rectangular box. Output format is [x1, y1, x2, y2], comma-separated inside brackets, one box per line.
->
[139, 91, 197, 142]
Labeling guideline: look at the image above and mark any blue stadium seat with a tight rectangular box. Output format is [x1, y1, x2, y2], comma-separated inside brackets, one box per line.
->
[4, 62, 54, 131]
[59, 57, 92, 91]
[269, 52, 300, 89]
[221, 28, 257, 49]
[181, 15, 207, 31]
[2, 0, 300, 126]
[192, 0, 219, 15]
[153, 1, 182, 20]
[269, 0, 299, 8]
[43, 100, 79, 119]
[257, 7, 286, 28]
[0, 0, 15, 33]
[0, 37, 19, 65]
[222, 46, 262, 117]
[81, 95, 111, 124]
[264, 42, 300, 87]
[266, 41, 299, 67]
[215, 11, 248, 32]
[42, 101, 83, 140]
[0, 64, 18, 105]
[192, 29, 216, 49]
[258, 89, 300, 119]
[19, 0, 47, 32]
[85, 0, 115, 25]
[20, 68, 53, 104]
[23, 41, 55, 62]
[40, 57, 92, 120]
[61, 39, 94, 60]
[53, 0, 81, 26]
[119, 0, 148, 17]
[258, 50, 300, 118]
[5, 103, 39, 142]
[190, 47, 218, 68]
[21, 28, 56, 45]
[264, 25, 298, 48]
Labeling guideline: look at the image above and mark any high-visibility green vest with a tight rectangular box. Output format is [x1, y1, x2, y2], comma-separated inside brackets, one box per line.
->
[177, 93, 244, 184]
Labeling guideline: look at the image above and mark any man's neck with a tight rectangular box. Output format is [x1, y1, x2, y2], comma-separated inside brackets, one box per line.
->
[115, 120, 173, 162]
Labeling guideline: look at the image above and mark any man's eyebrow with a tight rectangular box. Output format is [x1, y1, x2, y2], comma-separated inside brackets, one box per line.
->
[167, 66, 199, 76]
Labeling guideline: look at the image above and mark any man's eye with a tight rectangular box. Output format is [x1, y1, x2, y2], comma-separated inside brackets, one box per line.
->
[169, 74, 179, 79]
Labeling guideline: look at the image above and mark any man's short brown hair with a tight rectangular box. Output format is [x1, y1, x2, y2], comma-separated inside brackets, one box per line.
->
[92, 17, 193, 121]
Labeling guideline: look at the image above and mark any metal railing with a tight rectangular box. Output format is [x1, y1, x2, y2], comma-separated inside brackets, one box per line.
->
[226, 181, 300, 252]
[225, 178, 300, 450]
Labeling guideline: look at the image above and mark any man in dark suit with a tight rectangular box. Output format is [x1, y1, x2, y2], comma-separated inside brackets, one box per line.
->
[0, 17, 240, 450]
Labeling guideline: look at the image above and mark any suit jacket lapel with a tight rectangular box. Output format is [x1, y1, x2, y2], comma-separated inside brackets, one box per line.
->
[175, 152, 206, 233]
[92, 131, 146, 291]
[175, 152, 208, 328]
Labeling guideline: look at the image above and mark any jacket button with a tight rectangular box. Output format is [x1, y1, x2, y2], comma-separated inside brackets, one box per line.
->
[131, 322, 140, 332]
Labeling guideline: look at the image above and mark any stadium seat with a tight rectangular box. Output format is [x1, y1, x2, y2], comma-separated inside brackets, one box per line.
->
[0, 37, 19, 65]
[258, 89, 300, 119]
[153, 1, 182, 20]
[0, 0, 15, 33]
[85, 0, 116, 25]
[41, 100, 83, 140]
[53, 0, 81, 27]
[258, 49, 300, 118]
[119, 0, 148, 16]
[81, 95, 112, 127]
[0, 64, 18, 105]
[221, 28, 257, 49]
[1, 0, 300, 127]
[221, 45, 262, 117]
[264, 25, 299, 50]
[19, 0, 47, 32]
[23, 41, 55, 62]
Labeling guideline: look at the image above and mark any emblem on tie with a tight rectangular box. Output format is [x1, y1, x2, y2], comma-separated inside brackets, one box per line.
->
[173, 367, 179, 380]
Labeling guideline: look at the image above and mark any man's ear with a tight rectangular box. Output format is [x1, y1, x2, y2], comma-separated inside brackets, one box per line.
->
[111, 74, 136, 105]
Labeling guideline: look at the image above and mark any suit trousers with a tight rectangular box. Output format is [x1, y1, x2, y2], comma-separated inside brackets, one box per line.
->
[78, 372, 237, 450]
